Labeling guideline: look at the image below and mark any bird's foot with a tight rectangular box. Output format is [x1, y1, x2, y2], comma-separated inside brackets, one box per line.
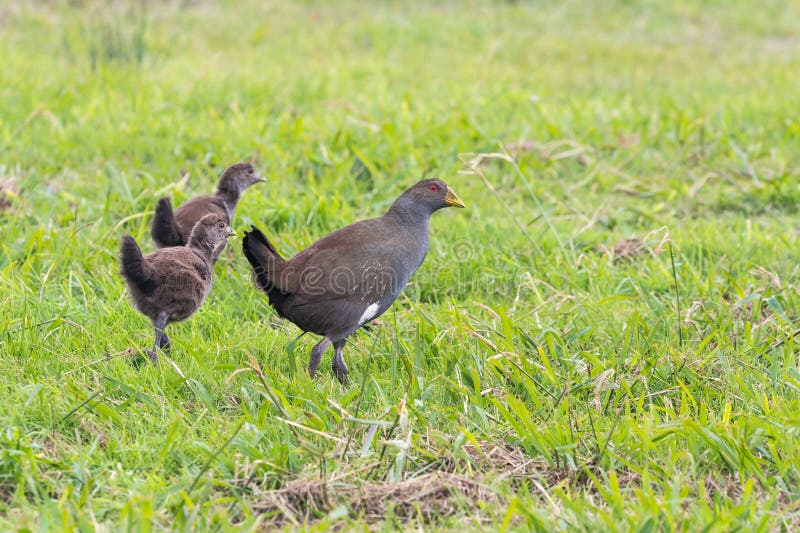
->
[332, 361, 349, 385]
[146, 350, 159, 364]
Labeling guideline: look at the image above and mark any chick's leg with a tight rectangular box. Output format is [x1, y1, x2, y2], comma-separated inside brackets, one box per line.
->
[147, 311, 170, 363]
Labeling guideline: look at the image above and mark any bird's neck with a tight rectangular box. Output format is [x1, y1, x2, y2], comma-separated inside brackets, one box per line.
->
[187, 234, 217, 262]
[215, 187, 239, 217]
[385, 198, 432, 228]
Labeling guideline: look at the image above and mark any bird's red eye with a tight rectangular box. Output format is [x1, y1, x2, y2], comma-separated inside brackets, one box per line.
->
[429, 185, 438, 192]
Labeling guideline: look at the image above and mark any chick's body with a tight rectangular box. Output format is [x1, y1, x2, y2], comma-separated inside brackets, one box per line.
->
[169, 196, 230, 247]
[125, 246, 212, 324]
[121, 213, 234, 361]
[151, 162, 264, 262]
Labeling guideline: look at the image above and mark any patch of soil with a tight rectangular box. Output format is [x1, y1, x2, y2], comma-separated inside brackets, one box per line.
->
[598, 237, 644, 261]
[254, 471, 498, 528]
[597, 228, 670, 263]
[253, 441, 572, 528]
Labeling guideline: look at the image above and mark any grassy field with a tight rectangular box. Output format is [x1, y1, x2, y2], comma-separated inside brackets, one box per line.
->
[2, 0, 800, 529]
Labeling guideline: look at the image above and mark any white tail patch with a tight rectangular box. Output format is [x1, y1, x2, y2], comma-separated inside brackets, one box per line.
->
[358, 303, 380, 325]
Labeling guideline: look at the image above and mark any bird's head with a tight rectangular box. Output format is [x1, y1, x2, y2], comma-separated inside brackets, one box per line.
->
[217, 162, 266, 196]
[189, 213, 236, 251]
[395, 178, 466, 216]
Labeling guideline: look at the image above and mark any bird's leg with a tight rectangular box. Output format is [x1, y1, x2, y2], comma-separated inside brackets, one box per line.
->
[158, 330, 171, 352]
[148, 311, 170, 363]
[308, 337, 332, 379]
[331, 339, 349, 385]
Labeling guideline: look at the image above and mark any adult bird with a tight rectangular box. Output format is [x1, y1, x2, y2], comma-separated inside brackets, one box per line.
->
[242, 178, 465, 384]
[151, 162, 264, 261]
[121, 213, 236, 362]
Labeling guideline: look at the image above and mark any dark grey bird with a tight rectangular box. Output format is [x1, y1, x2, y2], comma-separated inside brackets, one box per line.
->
[121, 213, 236, 362]
[242, 178, 466, 384]
[151, 162, 264, 261]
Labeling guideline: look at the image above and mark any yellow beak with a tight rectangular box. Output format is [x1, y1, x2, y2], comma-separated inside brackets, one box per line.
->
[444, 187, 466, 208]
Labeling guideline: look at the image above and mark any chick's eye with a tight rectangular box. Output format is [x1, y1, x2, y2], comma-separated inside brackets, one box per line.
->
[247, 168, 254, 174]
[218, 222, 225, 229]
[429, 185, 438, 192]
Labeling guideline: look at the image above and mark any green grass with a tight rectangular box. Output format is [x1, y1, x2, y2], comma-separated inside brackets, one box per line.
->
[2, 0, 800, 529]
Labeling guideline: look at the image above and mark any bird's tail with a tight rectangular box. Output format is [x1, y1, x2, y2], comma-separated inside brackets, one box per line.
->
[120, 236, 156, 295]
[242, 226, 291, 294]
[151, 197, 183, 248]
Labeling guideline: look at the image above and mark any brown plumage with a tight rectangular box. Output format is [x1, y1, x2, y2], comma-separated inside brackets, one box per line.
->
[121, 213, 235, 362]
[242, 178, 466, 384]
[151, 162, 264, 262]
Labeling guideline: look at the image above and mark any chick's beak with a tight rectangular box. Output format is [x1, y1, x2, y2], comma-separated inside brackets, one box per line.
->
[254, 172, 267, 183]
[226, 228, 237, 238]
[444, 186, 466, 208]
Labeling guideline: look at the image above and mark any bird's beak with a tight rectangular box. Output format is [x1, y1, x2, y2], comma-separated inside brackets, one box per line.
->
[227, 229, 237, 238]
[444, 187, 466, 208]
[255, 172, 267, 183]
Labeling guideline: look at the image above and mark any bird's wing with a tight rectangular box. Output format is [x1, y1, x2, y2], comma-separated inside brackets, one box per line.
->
[149, 248, 212, 294]
[289, 218, 405, 304]
[279, 218, 414, 335]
